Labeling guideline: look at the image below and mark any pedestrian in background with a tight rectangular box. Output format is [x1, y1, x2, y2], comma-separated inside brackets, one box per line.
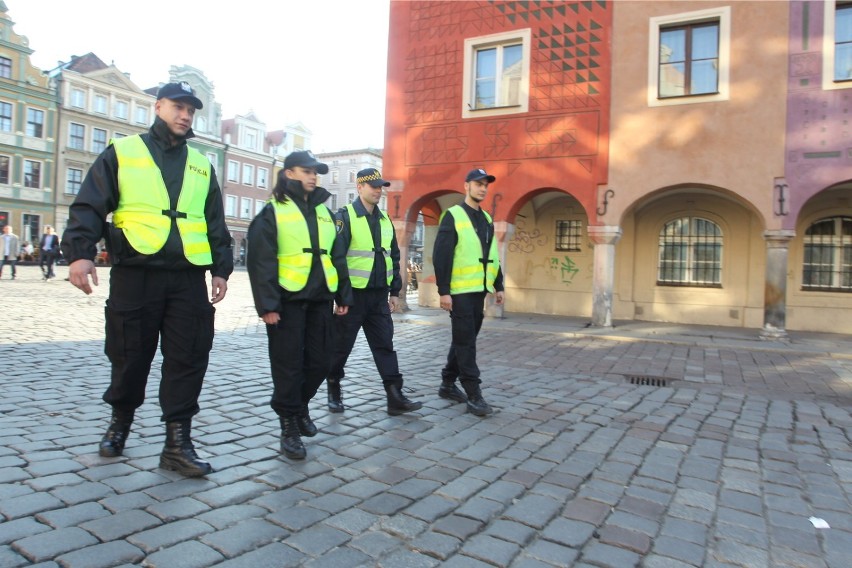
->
[432, 168, 504, 416]
[327, 168, 423, 416]
[61, 81, 233, 477]
[39, 225, 60, 280]
[247, 151, 353, 461]
[0, 224, 19, 280]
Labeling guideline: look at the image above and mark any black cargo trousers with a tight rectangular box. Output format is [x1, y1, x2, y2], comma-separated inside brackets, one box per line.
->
[103, 266, 215, 422]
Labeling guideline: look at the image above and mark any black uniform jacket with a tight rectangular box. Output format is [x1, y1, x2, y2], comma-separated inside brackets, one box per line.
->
[432, 201, 504, 297]
[246, 180, 353, 317]
[60, 118, 234, 279]
[334, 199, 403, 297]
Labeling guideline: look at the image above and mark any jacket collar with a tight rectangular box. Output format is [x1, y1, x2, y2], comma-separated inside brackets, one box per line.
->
[150, 117, 195, 148]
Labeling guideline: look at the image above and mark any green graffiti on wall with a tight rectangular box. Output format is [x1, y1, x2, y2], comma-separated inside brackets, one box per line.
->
[549, 256, 579, 285]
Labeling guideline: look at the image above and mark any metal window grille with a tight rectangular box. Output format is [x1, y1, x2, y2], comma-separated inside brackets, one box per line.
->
[555, 220, 582, 252]
[803, 217, 852, 291]
[657, 217, 722, 287]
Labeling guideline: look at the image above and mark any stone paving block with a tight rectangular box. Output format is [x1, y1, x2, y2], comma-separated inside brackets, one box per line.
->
[712, 539, 770, 567]
[200, 518, 288, 558]
[660, 517, 708, 546]
[49, 481, 114, 505]
[99, 491, 158, 513]
[192, 479, 270, 508]
[142, 477, 217, 501]
[643, 555, 700, 568]
[0, 491, 64, 520]
[388, 478, 442, 500]
[196, 503, 270, 531]
[379, 514, 428, 539]
[598, 525, 652, 554]
[142, 540, 225, 568]
[581, 540, 642, 567]
[211, 542, 306, 568]
[484, 519, 536, 546]
[127, 518, 215, 553]
[145, 496, 211, 522]
[308, 493, 362, 514]
[540, 516, 596, 548]
[283, 524, 350, 556]
[54, 541, 144, 568]
[405, 495, 458, 523]
[324, 508, 379, 535]
[337, 478, 389, 500]
[524, 538, 581, 566]
[349, 531, 402, 557]
[79, 509, 161, 541]
[0, 545, 30, 568]
[652, 535, 706, 565]
[377, 548, 441, 567]
[562, 497, 611, 525]
[459, 533, 521, 566]
[0, 517, 51, 544]
[77, 462, 140, 482]
[454, 496, 504, 524]
[770, 545, 831, 568]
[266, 505, 329, 532]
[410, 531, 463, 561]
[716, 507, 766, 531]
[714, 521, 769, 549]
[501, 493, 562, 529]
[606, 511, 661, 538]
[823, 528, 852, 568]
[359, 492, 413, 515]
[35, 502, 111, 529]
[11, 527, 99, 563]
[432, 515, 484, 541]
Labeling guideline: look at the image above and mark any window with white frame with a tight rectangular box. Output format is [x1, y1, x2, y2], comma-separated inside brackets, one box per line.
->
[69, 123, 85, 150]
[331, 194, 338, 210]
[24, 160, 41, 188]
[243, 164, 254, 186]
[462, 28, 531, 119]
[93, 94, 107, 114]
[0, 101, 12, 132]
[0, 56, 10, 79]
[70, 89, 85, 109]
[26, 108, 44, 138]
[348, 192, 355, 203]
[0, 155, 9, 184]
[649, 6, 730, 106]
[243, 127, 258, 151]
[134, 106, 148, 125]
[348, 170, 356, 183]
[113, 132, 127, 139]
[255, 199, 265, 216]
[657, 217, 722, 287]
[240, 197, 252, 219]
[227, 160, 239, 183]
[225, 194, 237, 217]
[824, 1, 852, 88]
[66, 168, 83, 195]
[555, 220, 583, 252]
[114, 100, 128, 120]
[802, 216, 852, 291]
[92, 128, 107, 154]
[195, 116, 207, 133]
[257, 167, 268, 189]
[331, 170, 339, 184]
[206, 152, 218, 174]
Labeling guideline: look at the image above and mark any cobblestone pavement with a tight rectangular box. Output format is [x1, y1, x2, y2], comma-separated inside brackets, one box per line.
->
[1, 265, 851, 567]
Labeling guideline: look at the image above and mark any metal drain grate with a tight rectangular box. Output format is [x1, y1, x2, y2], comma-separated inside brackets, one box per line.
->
[625, 375, 669, 387]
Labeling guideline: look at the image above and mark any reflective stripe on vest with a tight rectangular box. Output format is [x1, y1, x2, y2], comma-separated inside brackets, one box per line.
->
[345, 203, 393, 288]
[272, 199, 338, 292]
[111, 135, 212, 265]
[446, 205, 500, 294]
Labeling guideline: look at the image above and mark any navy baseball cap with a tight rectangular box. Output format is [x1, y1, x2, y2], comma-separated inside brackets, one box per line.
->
[284, 151, 329, 175]
[156, 81, 203, 109]
[356, 168, 390, 188]
[465, 168, 495, 183]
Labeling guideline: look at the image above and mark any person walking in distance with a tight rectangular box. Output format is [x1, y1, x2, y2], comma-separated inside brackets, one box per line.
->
[0, 224, 19, 280]
[61, 81, 233, 477]
[432, 168, 504, 416]
[247, 151, 353, 460]
[39, 225, 60, 280]
[327, 168, 423, 415]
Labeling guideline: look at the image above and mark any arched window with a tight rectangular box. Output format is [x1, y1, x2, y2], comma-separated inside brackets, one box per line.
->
[658, 217, 722, 286]
[802, 216, 852, 291]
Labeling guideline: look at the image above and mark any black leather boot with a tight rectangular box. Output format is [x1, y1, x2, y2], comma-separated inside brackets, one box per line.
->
[327, 378, 345, 413]
[461, 383, 493, 417]
[385, 384, 423, 416]
[280, 416, 306, 460]
[99, 410, 134, 457]
[159, 421, 213, 477]
[297, 406, 318, 437]
[438, 381, 467, 404]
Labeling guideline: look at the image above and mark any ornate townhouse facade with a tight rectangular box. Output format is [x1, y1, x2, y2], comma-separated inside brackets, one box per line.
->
[0, 2, 57, 245]
[317, 148, 384, 212]
[388, 0, 852, 335]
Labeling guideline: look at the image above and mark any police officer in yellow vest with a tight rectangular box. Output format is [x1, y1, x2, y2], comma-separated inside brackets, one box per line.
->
[327, 168, 423, 416]
[432, 168, 504, 416]
[246, 151, 353, 460]
[62, 82, 233, 477]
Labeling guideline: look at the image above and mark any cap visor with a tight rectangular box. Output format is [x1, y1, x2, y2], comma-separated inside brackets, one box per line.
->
[367, 180, 391, 188]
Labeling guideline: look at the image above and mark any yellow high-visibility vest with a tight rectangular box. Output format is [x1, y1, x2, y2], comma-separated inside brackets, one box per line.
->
[272, 199, 338, 292]
[345, 203, 393, 288]
[111, 135, 212, 265]
[445, 205, 499, 294]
